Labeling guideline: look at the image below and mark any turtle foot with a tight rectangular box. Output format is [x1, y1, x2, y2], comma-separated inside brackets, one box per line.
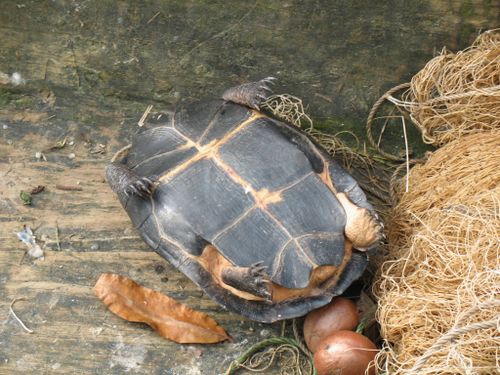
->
[106, 163, 159, 203]
[222, 77, 276, 110]
[221, 262, 272, 301]
[125, 176, 158, 199]
[336, 192, 384, 250]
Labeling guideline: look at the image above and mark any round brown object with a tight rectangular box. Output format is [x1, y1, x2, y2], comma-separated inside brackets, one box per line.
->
[303, 297, 359, 352]
[314, 330, 377, 375]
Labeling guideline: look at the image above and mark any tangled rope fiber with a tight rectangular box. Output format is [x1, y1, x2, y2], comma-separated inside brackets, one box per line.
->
[261, 94, 313, 129]
[373, 131, 500, 375]
[401, 29, 499, 146]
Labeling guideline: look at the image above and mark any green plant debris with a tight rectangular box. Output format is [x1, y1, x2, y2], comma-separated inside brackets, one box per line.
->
[225, 336, 316, 375]
[52, 137, 67, 150]
[20, 190, 32, 205]
[356, 318, 368, 334]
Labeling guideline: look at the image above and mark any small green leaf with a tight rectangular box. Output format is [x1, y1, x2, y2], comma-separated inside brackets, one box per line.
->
[53, 137, 67, 149]
[20, 190, 32, 205]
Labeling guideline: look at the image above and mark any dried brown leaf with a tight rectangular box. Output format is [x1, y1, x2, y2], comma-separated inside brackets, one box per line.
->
[94, 273, 229, 344]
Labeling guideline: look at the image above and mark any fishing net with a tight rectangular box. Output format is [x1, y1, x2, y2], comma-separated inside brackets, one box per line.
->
[398, 29, 499, 146]
[373, 131, 500, 374]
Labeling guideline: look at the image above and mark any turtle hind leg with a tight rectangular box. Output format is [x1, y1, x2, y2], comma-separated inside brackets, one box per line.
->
[106, 162, 157, 204]
[222, 77, 276, 110]
[336, 192, 384, 250]
[221, 262, 272, 301]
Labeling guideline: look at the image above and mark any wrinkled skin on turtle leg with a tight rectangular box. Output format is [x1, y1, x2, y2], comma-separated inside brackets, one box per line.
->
[222, 77, 276, 110]
[106, 163, 156, 204]
[221, 262, 272, 301]
[335, 192, 383, 250]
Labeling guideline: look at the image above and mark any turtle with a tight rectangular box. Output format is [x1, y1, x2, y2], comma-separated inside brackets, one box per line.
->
[106, 78, 383, 323]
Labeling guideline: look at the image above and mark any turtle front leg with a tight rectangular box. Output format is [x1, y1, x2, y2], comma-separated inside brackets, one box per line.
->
[106, 162, 157, 205]
[336, 192, 384, 250]
[221, 262, 272, 301]
[222, 77, 276, 110]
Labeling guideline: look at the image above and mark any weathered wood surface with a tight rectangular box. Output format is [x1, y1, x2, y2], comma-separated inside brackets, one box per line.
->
[0, 87, 283, 375]
[0, 1, 498, 374]
[0, 1, 498, 122]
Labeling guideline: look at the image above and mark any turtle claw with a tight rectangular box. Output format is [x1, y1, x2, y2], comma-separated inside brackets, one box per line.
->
[250, 261, 264, 267]
[221, 262, 272, 301]
[375, 215, 387, 244]
[125, 176, 157, 198]
[248, 262, 272, 300]
[259, 77, 277, 93]
[262, 76, 277, 84]
[251, 77, 277, 107]
[360, 210, 385, 249]
[222, 77, 278, 110]
[249, 262, 268, 277]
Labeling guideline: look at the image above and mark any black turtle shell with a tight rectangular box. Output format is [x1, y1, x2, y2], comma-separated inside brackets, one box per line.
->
[118, 100, 372, 322]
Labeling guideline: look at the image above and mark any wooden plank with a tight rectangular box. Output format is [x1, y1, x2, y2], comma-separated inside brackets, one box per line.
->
[0, 85, 283, 374]
[0, 249, 280, 374]
[1, 1, 498, 373]
[1, 1, 499, 123]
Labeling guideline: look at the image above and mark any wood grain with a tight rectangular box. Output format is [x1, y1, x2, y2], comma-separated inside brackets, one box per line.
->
[1, 1, 498, 373]
[0, 86, 280, 374]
